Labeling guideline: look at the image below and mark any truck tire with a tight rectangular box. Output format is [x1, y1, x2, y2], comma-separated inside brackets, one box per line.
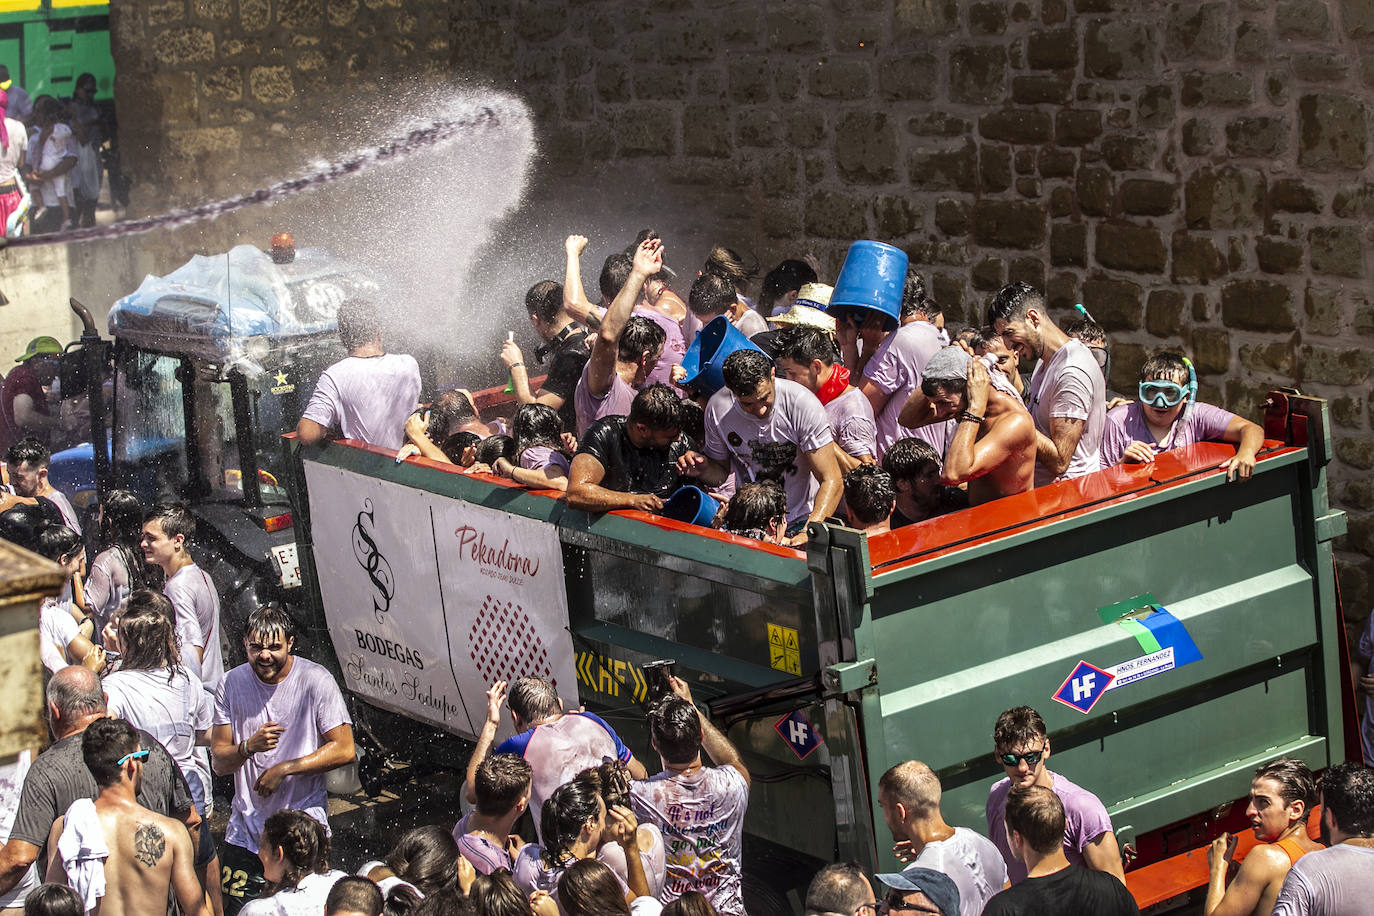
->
[743, 871, 797, 916]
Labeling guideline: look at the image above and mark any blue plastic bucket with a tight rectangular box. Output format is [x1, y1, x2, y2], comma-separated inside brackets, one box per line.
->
[679, 315, 766, 396]
[827, 240, 908, 330]
[662, 486, 721, 527]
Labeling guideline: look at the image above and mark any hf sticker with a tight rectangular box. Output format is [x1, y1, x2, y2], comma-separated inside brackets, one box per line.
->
[1052, 660, 1115, 714]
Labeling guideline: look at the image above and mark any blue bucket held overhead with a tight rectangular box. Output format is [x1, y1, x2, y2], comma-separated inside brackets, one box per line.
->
[662, 485, 721, 528]
[827, 240, 908, 331]
[679, 315, 766, 397]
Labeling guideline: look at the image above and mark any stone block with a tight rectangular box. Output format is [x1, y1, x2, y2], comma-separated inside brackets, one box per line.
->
[1046, 272, 1079, 314]
[810, 60, 872, 99]
[1027, 28, 1077, 69]
[153, 26, 215, 65]
[1166, 2, 1229, 60]
[1309, 226, 1365, 277]
[1239, 342, 1294, 376]
[763, 204, 804, 240]
[807, 190, 869, 238]
[908, 141, 978, 191]
[1012, 74, 1072, 104]
[634, 67, 692, 101]
[1293, 52, 1350, 84]
[1275, 0, 1330, 39]
[617, 107, 677, 157]
[1235, 21, 1269, 62]
[1042, 0, 1068, 23]
[240, 0, 269, 31]
[1185, 167, 1264, 229]
[249, 66, 294, 104]
[1146, 289, 1185, 337]
[758, 151, 800, 196]
[1056, 109, 1103, 146]
[1084, 18, 1158, 79]
[1331, 395, 1364, 428]
[278, 0, 323, 29]
[596, 65, 630, 103]
[804, 153, 827, 183]
[972, 257, 1006, 291]
[1342, 481, 1374, 511]
[894, 0, 960, 37]
[874, 195, 921, 238]
[931, 273, 966, 324]
[836, 112, 898, 183]
[773, 62, 803, 101]
[1182, 118, 1215, 156]
[1266, 72, 1291, 107]
[936, 198, 971, 235]
[1050, 186, 1076, 217]
[1171, 233, 1227, 284]
[1120, 178, 1177, 215]
[1181, 71, 1252, 107]
[1008, 257, 1045, 290]
[738, 110, 783, 148]
[1270, 179, 1323, 213]
[973, 200, 1046, 248]
[201, 66, 242, 101]
[1305, 285, 1344, 337]
[148, 1, 185, 26]
[1333, 184, 1374, 219]
[1256, 238, 1304, 274]
[1192, 292, 1212, 321]
[1298, 94, 1368, 171]
[1015, 149, 1035, 174]
[907, 112, 971, 137]
[981, 145, 1012, 191]
[1016, 177, 1041, 197]
[1189, 327, 1231, 374]
[1344, 0, 1374, 38]
[768, 2, 825, 50]
[1081, 277, 1143, 331]
[878, 54, 939, 100]
[1077, 166, 1115, 216]
[1102, 133, 1157, 171]
[1137, 85, 1175, 128]
[969, 1, 1008, 34]
[950, 45, 1008, 104]
[788, 111, 828, 148]
[327, 0, 358, 27]
[1220, 279, 1296, 331]
[1050, 222, 1087, 266]
[683, 104, 731, 158]
[165, 126, 240, 161]
[1225, 116, 1289, 158]
[980, 109, 1053, 144]
[1300, 344, 1374, 385]
[1358, 302, 1374, 337]
[1095, 222, 1167, 273]
[729, 58, 772, 104]
[1039, 148, 1076, 178]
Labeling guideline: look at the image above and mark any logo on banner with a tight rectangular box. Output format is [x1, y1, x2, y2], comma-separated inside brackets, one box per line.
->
[1052, 660, 1115, 714]
[774, 710, 823, 760]
[469, 595, 556, 688]
[351, 498, 394, 623]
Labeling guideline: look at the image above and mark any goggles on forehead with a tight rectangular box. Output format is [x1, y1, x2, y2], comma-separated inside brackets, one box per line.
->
[1139, 379, 1188, 409]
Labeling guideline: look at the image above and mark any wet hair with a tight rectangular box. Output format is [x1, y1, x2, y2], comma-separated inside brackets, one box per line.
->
[1139, 352, 1189, 386]
[985, 282, 1044, 328]
[661, 892, 719, 916]
[46, 666, 105, 720]
[36, 525, 81, 564]
[759, 260, 818, 314]
[98, 489, 155, 591]
[1063, 316, 1105, 347]
[702, 245, 755, 294]
[993, 706, 1047, 752]
[32, 95, 67, 125]
[1004, 785, 1065, 854]
[412, 888, 473, 916]
[513, 403, 566, 460]
[1320, 761, 1374, 837]
[116, 589, 182, 678]
[261, 809, 331, 893]
[0, 502, 49, 552]
[844, 466, 895, 527]
[954, 327, 986, 351]
[804, 863, 871, 916]
[899, 270, 930, 321]
[676, 397, 705, 447]
[507, 676, 561, 723]
[599, 252, 634, 303]
[474, 753, 533, 817]
[627, 384, 682, 432]
[920, 374, 966, 399]
[539, 780, 602, 869]
[1253, 757, 1318, 812]
[327, 876, 384, 916]
[145, 502, 195, 544]
[775, 326, 839, 368]
[384, 887, 422, 916]
[476, 436, 516, 466]
[882, 438, 942, 484]
[338, 298, 383, 350]
[576, 759, 632, 811]
[647, 696, 702, 765]
[724, 481, 785, 534]
[616, 315, 665, 365]
[5, 436, 50, 469]
[467, 870, 530, 916]
[878, 761, 941, 816]
[82, 716, 139, 788]
[441, 431, 481, 466]
[687, 271, 737, 319]
[385, 826, 461, 896]
[75, 73, 97, 93]
[524, 280, 565, 326]
[24, 884, 84, 916]
[557, 859, 630, 916]
[245, 605, 298, 644]
[721, 349, 773, 396]
[429, 390, 479, 439]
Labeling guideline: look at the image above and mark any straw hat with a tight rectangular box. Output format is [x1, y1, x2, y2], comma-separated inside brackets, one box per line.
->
[768, 303, 836, 333]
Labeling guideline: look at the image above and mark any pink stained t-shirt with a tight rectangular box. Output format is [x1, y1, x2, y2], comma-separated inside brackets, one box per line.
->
[862, 321, 944, 460]
[1026, 339, 1106, 487]
[300, 352, 421, 450]
[985, 771, 1115, 885]
[1099, 400, 1238, 469]
[634, 306, 687, 387]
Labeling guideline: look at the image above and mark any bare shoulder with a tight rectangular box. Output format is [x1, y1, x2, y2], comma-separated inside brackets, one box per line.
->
[1238, 843, 1294, 878]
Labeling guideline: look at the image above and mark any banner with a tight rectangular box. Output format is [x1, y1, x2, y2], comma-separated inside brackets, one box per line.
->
[303, 462, 579, 741]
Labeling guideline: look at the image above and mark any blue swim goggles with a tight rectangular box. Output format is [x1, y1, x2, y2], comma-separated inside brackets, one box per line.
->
[1139, 379, 1188, 409]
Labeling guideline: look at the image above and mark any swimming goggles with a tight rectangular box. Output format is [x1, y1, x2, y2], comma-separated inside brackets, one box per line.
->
[1139, 379, 1188, 409]
[116, 749, 150, 766]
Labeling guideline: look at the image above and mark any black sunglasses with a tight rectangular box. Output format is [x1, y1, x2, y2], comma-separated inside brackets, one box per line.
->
[996, 746, 1046, 768]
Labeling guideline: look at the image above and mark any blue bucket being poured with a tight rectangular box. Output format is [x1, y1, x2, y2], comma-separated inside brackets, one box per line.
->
[679, 315, 767, 397]
[661, 485, 721, 528]
[827, 240, 909, 332]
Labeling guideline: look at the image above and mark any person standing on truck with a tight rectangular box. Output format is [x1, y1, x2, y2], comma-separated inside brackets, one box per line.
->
[1204, 758, 1322, 916]
[498, 274, 592, 437]
[567, 385, 691, 514]
[141, 503, 222, 698]
[453, 754, 531, 875]
[982, 786, 1139, 916]
[463, 678, 646, 845]
[631, 676, 749, 916]
[876, 760, 1006, 916]
[987, 283, 1106, 487]
[985, 707, 1125, 886]
[209, 607, 355, 912]
[881, 438, 967, 528]
[842, 465, 895, 537]
[1268, 762, 1374, 916]
[773, 326, 877, 471]
[296, 298, 422, 451]
[5, 438, 81, 534]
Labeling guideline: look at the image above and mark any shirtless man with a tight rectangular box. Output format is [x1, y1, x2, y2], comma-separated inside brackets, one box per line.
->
[898, 348, 1035, 504]
[1205, 758, 1322, 916]
[49, 717, 204, 916]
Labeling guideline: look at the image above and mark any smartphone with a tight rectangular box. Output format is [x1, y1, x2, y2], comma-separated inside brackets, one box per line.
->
[643, 659, 676, 702]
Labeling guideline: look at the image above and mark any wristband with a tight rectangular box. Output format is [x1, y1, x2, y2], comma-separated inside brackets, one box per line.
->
[239, 740, 252, 758]
[959, 411, 984, 424]
[509, 362, 525, 369]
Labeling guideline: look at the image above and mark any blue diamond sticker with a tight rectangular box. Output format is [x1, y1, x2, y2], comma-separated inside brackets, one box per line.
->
[1052, 660, 1115, 714]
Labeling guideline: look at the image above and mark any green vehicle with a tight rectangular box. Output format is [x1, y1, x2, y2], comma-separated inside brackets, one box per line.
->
[0, 0, 115, 103]
[285, 386, 1357, 913]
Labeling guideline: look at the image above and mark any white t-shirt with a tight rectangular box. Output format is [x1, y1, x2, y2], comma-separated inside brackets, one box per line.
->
[213, 657, 352, 852]
[39, 598, 80, 674]
[0, 120, 27, 184]
[910, 827, 1008, 916]
[103, 666, 213, 802]
[33, 123, 74, 207]
[0, 749, 39, 909]
[240, 870, 347, 916]
[43, 489, 80, 535]
[1026, 339, 1106, 487]
[862, 321, 944, 460]
[704, 378, 834, 526]
[164, 563, 224, 698]
[300, 353, 421, 450]
[1270, 844, 1374, 916]
[732, 309, 768, 339]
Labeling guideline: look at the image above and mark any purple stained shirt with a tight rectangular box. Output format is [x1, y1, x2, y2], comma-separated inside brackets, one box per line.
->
[824, 386, 877, 460]
[635, 307, 687, 387]
[452, 811, 514, 875]
[1026, 339, 1106, 486]
[985, 771, 1115, 884]
[573, 364, 637, 437]
[1099, 400, 1238, 469]
[862, 321, 943, 460]
[300, 353, 421, 450]
[520, 446, 572, 475]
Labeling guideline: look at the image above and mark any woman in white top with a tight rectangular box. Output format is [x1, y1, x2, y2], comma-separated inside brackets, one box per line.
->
[244, 810, 346, 916]
[34, 525, 104, 674]
[84, 489, 156, 644]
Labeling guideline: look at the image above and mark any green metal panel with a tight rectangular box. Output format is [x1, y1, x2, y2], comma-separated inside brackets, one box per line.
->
[0, 3, 113, 102]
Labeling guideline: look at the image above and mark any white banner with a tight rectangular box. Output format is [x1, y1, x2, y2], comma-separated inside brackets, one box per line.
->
[303, 462, 578, 741]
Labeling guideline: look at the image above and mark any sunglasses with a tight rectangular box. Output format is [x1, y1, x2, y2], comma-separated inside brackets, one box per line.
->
[1139, 379, 1187, 409]
[116, 749, 149, 766]
[996, 746, 1046, 768]
[864, 902, 942, 915]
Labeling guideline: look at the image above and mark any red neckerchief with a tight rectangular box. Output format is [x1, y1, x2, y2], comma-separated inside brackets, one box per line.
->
[816, 365, 850, 406]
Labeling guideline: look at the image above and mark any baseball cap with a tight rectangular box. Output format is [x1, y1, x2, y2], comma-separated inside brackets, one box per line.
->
[16, 336, 61, 363]
[875, 868, 960, 916]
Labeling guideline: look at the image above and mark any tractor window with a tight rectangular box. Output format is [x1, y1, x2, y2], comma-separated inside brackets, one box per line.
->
[245, 336, 343, 498]
[112, 349, 189, 503]
[189, 362, 244, 499]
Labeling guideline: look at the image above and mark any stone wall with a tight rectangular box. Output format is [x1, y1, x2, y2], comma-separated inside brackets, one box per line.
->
[108, 0, 1374, 615]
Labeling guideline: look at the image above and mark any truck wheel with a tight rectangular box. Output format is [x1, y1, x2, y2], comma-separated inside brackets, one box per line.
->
[743, 872, 796, 916]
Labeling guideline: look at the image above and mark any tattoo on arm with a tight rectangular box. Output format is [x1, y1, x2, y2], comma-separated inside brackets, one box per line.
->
[133, 823, 166, 869]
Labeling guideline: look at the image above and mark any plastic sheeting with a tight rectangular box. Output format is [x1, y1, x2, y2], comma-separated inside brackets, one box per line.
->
[108, 245, 377, 372]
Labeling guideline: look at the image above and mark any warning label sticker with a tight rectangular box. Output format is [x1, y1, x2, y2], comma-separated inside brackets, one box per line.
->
[767, 623, 801, 675]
